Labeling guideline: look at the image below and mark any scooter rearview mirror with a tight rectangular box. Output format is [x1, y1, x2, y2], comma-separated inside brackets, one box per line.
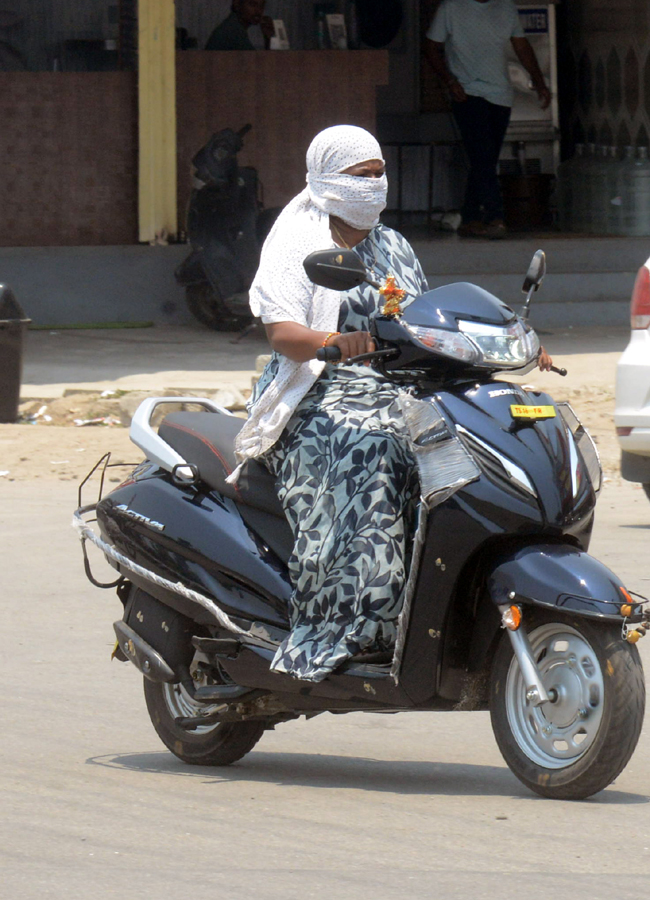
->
[520, 249, 546, 320]
[303, 249, 377, 292]
[522, 249, 546, 294]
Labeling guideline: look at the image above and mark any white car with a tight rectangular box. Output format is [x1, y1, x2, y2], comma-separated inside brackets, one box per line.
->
[615, 257, 650, 500]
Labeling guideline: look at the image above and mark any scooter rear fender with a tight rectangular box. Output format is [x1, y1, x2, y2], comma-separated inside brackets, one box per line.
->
[487, 543, 638, 621]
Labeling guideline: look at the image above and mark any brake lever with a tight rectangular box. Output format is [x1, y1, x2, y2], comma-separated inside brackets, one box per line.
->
[341, 348, 398, 366]
[315, 346, 397, 364]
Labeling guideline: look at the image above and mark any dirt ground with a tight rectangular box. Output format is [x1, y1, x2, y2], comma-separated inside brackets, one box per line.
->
[0, 381, 620, 486]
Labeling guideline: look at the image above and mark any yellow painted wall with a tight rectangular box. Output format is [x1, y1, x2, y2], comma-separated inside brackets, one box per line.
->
[138, 0, 177, 242]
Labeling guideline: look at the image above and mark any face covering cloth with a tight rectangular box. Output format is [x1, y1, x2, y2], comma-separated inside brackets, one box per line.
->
[306, 125, 388, 229]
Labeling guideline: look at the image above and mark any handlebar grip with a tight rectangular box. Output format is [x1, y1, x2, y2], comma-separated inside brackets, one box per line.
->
[316, 345, 342, 362]
[550, 365, 568, 377]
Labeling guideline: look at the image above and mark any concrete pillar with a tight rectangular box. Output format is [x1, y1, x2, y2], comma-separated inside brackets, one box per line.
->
[138, 0, 177, 242]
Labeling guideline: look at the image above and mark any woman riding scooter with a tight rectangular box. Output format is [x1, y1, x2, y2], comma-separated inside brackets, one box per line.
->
[229, 124, 553, 682]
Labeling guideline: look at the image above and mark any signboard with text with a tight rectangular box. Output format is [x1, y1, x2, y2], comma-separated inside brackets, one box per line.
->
[518, 8, 549, 34]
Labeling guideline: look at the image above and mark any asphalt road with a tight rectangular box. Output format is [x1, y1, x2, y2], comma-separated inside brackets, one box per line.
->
[2, 479, 650, 900]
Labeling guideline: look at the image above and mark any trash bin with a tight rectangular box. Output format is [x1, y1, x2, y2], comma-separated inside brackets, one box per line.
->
[0, 285, 31, 423]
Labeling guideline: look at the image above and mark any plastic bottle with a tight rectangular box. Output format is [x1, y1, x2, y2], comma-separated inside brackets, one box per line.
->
[619, 146, 637, 235]
[565, 144, 585, 232]
[581, 143, 597, 233]
[346, 0, 359, 49]
[590, 145, 610, 234]
[316, 12, 328, 49]
[554, 151, 571, 230]
[629, 146, 650, 235]
[606, 146, 624, 234]
[555, 143, 585, 231]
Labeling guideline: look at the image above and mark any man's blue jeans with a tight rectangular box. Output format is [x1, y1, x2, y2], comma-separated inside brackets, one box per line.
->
[452, 96, 511, 224]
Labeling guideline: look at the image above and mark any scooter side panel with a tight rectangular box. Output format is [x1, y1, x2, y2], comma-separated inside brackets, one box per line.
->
[397, 496, 500, 704]
[98, 475, 291, 628]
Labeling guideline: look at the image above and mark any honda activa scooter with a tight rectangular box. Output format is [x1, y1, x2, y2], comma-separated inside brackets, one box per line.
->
[75, 250, 648, 800]
[175, 125, 280, 331]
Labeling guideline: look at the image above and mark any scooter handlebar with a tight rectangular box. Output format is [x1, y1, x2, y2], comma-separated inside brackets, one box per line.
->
[316, 345, 342, 362]
[317, 345, 568, 374]
[315, 346, 398, 366]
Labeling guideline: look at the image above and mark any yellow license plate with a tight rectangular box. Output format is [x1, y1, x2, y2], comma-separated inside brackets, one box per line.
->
[510, 404, 556, 420]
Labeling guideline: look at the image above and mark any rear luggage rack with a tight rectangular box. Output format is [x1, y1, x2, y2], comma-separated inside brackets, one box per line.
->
[130, 396, 234, 478]
[71, 397, 278, 647]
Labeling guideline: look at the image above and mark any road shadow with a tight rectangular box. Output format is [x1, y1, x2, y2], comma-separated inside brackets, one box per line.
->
[86, 750, 649, 804]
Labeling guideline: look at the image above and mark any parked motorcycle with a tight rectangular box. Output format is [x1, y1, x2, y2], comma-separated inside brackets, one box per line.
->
[175, 124, 280, 331]
[75, 250, 648, 800]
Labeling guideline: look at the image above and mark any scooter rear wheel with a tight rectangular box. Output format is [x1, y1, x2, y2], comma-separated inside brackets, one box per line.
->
[143, 678, 265, 766]
[490, 610, 645, 800]
[185, 283, 251, 332]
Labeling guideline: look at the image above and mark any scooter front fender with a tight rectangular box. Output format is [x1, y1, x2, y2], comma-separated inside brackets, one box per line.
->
[487, 544, 635, 621]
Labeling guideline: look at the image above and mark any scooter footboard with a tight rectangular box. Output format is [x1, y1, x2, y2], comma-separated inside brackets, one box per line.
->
[487, 543, 639, 621]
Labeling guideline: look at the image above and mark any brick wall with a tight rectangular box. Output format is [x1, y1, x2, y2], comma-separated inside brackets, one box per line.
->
[176, 50, 389, 219]
[0, 72, 138, 246]
[0, 52, 386, 247]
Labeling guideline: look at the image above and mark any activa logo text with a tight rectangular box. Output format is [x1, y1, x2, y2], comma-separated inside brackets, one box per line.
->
[116, 504, 165, 532]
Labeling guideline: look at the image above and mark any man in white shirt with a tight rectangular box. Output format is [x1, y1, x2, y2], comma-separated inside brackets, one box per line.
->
[424, 0, 550, 238]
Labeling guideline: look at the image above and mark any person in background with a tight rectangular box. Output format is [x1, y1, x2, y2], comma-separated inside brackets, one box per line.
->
[205, 0, 275, 51]
[424, 0, 551, 239]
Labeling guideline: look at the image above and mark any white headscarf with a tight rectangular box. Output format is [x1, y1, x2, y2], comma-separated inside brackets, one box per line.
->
[249, 124, 387, 322]
[306, 124, 387, 229]
[228, 125, 387, 482]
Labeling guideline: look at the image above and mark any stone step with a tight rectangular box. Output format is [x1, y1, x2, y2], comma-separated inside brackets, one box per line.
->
[2, 236, 645, 329]
[403, 233, 645, 327]
[427, 279, 631, 329]
[410, 234, 650, 276]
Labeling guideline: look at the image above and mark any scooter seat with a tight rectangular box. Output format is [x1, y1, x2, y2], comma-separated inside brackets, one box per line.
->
[159, 411, 284, 518]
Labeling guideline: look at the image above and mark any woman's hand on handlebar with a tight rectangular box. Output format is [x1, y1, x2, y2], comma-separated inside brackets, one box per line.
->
[327, 331, 375, 363]
[264, 321, 375, 364]
[537, 346, 553, 371]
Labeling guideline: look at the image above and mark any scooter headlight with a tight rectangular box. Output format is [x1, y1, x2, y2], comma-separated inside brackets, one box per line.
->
[401, 323, 479, 364]
[458, 318, 540, 367]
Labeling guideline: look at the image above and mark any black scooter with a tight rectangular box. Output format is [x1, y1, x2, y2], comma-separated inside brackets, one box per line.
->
[175, 125, 280, 332]
[75, 250, 648, 800]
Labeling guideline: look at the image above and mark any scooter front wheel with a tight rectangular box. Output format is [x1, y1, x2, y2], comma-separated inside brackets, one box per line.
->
[185, 282, 251, 332]
[490, 611, 645, 800]
[143, 678, 265, 766]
